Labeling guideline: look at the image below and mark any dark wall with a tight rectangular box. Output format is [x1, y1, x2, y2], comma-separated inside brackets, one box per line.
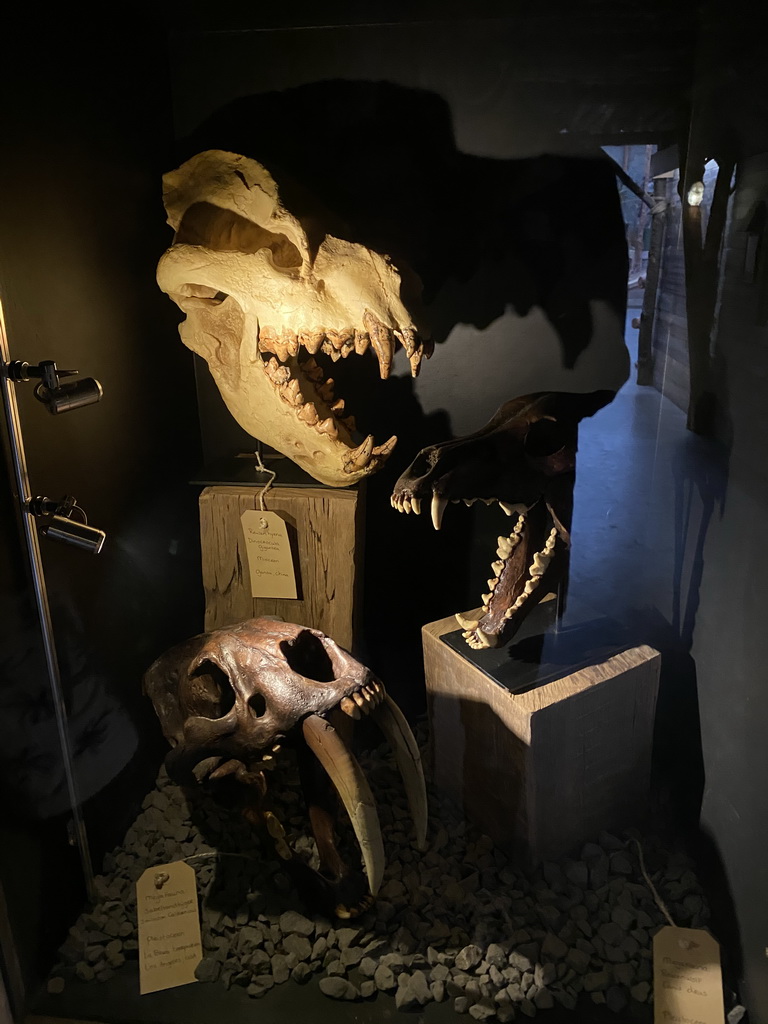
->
[0, 20, 203, 1000]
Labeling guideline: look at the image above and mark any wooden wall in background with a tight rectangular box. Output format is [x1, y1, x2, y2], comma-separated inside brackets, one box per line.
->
[651, 174, 690, 412]
[199, 485, 364, 651]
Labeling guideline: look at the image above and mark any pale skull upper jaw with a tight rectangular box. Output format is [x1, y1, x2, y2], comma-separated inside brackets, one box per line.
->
[157, 150, 431, 488]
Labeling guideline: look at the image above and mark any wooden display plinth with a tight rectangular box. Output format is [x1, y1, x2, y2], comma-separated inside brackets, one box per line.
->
[422, 610, 660, 864]
[199, 485, 363, 650]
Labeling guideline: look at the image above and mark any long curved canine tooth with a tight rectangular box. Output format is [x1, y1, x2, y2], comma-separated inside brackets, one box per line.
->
[411, 496, 422, 515]
[431, 493, 447, 531]
[340, 696, 361, 720]
[455, 612, 480, 630]
[363, 310, 394, 379]
[409, 351, 423, 378]
[346, 435, 374, 472]
[370, 694, 428, 851]
[302, 714, 385, 895]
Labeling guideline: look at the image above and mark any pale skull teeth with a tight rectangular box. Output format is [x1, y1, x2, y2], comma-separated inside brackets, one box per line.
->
[318, 379, 335, 402]
[301, 356, 323, 382]
[431, 494, 448, 531]
[298, 401, 319, 425]
[354, 329, 370, 355]
[513, 514, 526, 535]
[487, 578, 498, 590]
[409, 351, 423, 378]
[500, 501, 528, 516]
[482, 592, 493, 604]
[363, 310, 395, 380]
[403, 498, 412, 513]
[330, 397, 345, 414]
[463, 499, 475, 507]
[411, 497, 422, 515]
[497, 536, 513, 557]
[352, 691, 366, 711]
[492, 560, 505, 575]
[300, 329, 324, 355]
[283, 379, 303, 405]
[317, 417, 338, 438]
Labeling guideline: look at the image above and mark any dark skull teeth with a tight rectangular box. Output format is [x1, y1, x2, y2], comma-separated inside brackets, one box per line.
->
[336, 680, 385, 720]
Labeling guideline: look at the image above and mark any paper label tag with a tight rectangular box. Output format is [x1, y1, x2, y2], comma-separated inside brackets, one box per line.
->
[653, 925, 724, 1024]
[137, 861, 202, 995]
[241, 510, 298, 599]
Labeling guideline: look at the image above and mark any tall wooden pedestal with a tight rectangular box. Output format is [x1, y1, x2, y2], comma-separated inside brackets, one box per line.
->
[422, 610, 660, 864]
[199, 485, 364, 651]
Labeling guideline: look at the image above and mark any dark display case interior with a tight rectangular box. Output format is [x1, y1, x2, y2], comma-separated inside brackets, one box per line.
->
[2, 3, 767, 1024]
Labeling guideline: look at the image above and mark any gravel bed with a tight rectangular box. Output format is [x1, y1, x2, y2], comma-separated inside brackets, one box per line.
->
[46, 728, 712, 1018]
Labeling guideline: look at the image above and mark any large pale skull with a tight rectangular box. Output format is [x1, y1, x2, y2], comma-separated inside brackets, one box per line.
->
[143, 617, 427, 917]
[391, 391, 611, 649]
[157, 150, 430, 486]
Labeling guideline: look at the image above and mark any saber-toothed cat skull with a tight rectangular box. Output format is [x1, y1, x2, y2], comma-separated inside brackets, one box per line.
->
[157, 150, 430, 487]
[143, 618, 428, 918]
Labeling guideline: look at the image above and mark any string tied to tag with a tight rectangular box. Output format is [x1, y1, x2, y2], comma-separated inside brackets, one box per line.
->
[634, 837, 676, 928]
[254, 449, 276, 513]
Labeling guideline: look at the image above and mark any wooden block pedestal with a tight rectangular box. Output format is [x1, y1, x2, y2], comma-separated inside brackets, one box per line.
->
[199, 485, 363, 651]
[422, 611, 660, 864]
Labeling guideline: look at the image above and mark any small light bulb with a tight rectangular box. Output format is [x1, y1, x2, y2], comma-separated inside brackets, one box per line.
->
[687, 181, 705, 207]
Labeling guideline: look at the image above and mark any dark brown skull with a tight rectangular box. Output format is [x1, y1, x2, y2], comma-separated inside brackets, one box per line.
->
[391, 391, 612, 648]
[143, 618, 427, 918]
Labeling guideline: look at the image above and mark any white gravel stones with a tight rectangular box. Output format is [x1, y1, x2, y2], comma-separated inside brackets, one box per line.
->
[319, 977, 358, 1000]
[44, 736, 718, 1020]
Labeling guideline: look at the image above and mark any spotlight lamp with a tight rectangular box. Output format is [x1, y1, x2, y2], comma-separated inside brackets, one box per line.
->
[1, 352, 107, 553]
[26, 494, 106, 555]
[6, 358, 103, 414]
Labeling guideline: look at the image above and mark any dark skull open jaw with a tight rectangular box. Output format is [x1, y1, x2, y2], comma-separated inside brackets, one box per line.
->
[392, 392, 612, 649]
[144, 619, 427, 919]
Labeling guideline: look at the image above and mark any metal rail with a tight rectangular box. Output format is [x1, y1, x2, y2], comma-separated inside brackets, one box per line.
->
[0, 299, 96, 905]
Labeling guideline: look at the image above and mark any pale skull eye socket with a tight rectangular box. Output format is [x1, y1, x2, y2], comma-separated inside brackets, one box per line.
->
[279, 630, 335, 682]
[175, 201, 303, 268]
[188, 660, 236, 719]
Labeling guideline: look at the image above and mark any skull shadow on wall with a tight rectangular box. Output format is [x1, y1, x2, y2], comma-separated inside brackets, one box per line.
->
[158, 80, 629, 654]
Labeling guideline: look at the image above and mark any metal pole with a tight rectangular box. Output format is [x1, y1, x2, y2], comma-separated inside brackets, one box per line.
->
[0, 299, 96, 903]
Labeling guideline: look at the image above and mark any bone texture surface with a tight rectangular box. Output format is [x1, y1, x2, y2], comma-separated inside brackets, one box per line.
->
[45, 721, 715, 1018]
[157, 150, 429, 487]
[143, 617, 427, 918]
[391, 392, 612, 650]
